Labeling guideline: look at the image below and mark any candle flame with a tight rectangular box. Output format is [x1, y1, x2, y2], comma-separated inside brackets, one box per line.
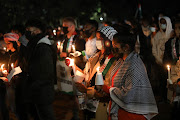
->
[1, 64, 5, 70]
[96, 66, 100, 72]
[167, 65, 170, 70]
[57, 41, 60, 46]
[53, 30, 56, 35]
[2, 70, 7, 74]
[72, 45, 76, 52]
[68, 58, 74, 67]
[11, 63, 14, 68]
[3, 47, 6, 51]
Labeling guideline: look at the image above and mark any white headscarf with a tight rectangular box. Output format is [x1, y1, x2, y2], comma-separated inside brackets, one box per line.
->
[159, 16, 173, 38]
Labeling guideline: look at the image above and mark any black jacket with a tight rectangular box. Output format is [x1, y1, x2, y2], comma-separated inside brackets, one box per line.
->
[24, 35, 55, 104]
[163, 37, 180, 65]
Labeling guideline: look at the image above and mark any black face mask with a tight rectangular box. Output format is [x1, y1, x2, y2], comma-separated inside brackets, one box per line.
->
[83, 29, 92, 38]
[62, 27, 68, 35]
[25, 31, 36, 41]
[112, 47, 123, 59]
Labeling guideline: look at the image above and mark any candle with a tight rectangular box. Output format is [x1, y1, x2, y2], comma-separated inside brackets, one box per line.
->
[3, 47, 6, 51]
[167, 65, 171, 79]
[0, 64, 8, 75]
[1, 64, 5, 71]
[53, 30, 56, 36]
[96, 66, 100, 73]
[95, 66, 104, 86]
[11, 63, 14, 69]
[57, 41, 61, 50]
[72, 45, 76, 53]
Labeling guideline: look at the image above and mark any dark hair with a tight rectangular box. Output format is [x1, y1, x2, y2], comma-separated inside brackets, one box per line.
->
[62, 17, 76, 25]
[25, 18, 46, 33]
[11, 41, 18, 50]
[113, 32, 136, 52]
[86, 20, 98, 31]
[10, 24, 25, 35]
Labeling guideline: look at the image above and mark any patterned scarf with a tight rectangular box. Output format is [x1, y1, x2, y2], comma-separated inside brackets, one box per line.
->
[109, 52, 158, 120]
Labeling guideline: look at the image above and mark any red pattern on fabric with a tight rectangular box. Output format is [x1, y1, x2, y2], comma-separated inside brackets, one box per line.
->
[118, 108, 146, 120]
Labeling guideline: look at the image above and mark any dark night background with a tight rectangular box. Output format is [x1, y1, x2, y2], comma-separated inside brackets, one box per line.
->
[0, 0, 179, 32]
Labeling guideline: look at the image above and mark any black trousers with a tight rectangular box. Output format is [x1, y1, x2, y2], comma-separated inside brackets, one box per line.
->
[27, 103, 56, 120]
[0, 82, 9, 120]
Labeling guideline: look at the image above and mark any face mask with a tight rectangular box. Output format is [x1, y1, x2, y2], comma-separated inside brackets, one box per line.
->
[150, 27, 156, 32]
[96, 40, 103, 50]
[112, 47, 123, 58]
[161, 24, 167, 30]
[25, 31, 35, 41]
[62, 27, 68, 35]
[83, 29, 92, 38]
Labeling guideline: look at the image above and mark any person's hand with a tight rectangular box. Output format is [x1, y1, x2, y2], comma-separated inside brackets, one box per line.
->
[60, 52, 67, 58]
[75, 82, 87, 93]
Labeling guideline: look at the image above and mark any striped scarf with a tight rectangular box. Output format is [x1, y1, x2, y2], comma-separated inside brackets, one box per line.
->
[109, 52, 158, 120]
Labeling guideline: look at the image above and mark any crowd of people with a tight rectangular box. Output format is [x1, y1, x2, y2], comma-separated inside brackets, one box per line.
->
[0, 12, 180, 120]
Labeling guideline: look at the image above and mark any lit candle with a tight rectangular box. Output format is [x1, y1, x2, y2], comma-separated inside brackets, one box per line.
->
[1, 64, 5, 71]
[0, 64, 7, 75]
[167, 65, 171, 79]
[11, 63, 14, 69]
[96, 66, 100, 73]
[53, 30, 56, 36]
[95, 66, 104, 86]
[72, 45, 76, 53]
[57, 41, 61, 50]
[3, 47, 6, 51]
[67, 57, 76, 75]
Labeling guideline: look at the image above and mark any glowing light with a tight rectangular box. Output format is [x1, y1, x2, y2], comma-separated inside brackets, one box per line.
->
[96, 66, 100, 73]
[100, 17, 103, 21]
[53, 30, 56, 35]
[11, 63, 14, 69]
[72, 45, 76, 53]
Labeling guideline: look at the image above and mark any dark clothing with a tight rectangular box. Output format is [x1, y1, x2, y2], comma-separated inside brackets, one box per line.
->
[0, 80, 9, 120]
[163, 37, 180, 65]
[23, 34, 55, 120]
[61, 34, 86, 70]
[24, 34, 55, 104]
[0, 45, 28, 120]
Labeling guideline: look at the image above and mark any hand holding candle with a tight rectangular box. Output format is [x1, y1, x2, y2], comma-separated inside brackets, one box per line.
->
[0, 64, 8, 76]
[95, 66, 104, 86]
[167, 65, 173, 84]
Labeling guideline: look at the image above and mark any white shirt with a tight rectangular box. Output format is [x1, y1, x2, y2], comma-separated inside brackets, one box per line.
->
[85, 37, 97, 58]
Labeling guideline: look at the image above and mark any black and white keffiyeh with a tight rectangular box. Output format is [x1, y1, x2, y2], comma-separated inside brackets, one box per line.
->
[109, 52, 158, 120]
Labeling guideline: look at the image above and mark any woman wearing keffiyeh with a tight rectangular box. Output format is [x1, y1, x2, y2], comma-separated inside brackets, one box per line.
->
[102, 32, 158, 120]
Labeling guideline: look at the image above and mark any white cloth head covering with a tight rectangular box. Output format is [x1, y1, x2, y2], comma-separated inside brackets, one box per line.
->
[159, 16, 173, 38]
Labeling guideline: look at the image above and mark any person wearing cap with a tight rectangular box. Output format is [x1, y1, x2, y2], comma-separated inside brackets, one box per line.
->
[23, 18, 56, 120]
[102, 32, 158, 120]
[0, 32, 28, 120]
[75, 26, 118, 120]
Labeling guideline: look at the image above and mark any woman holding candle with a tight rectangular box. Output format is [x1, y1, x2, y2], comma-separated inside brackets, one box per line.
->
[1, 32, 28, 120]
[102, 32, 158, 120]
[75, 26, 118, 120]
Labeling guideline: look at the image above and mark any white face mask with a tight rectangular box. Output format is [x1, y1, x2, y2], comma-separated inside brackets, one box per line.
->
[96, 40, 103, 50]
[161, 24, 167, 30]
[150, 27, 156, 32]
